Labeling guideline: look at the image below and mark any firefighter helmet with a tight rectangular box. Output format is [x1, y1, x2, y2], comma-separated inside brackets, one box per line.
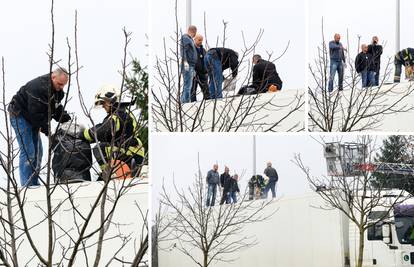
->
[94, 84, 121, 107]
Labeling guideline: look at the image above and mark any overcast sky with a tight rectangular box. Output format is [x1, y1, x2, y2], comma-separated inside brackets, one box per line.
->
[0, 0, 147, 183]
[150, 0, 306, 91]
[151, 134, 386, 208]
[309, 0, 414, 83]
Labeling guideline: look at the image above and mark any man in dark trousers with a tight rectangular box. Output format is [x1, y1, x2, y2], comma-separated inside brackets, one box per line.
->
[238, 54, 283, 95]
[204, 47, 239, 99]
[206, 164, 220, 206]
[219, 166, 231, 205]
[368, 36, 383, 86]
[355, 44, 375, 88]
[8, 68, 71, 186]
[228, 174, 240, 204]
[394, 48, 414, 83]
[264, 161, 278, 199]
[190, 34, 209, 101]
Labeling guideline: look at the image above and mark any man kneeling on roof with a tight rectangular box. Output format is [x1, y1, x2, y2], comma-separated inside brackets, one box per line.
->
[77, 84, 145, 180]
[238, 54, 283, 95]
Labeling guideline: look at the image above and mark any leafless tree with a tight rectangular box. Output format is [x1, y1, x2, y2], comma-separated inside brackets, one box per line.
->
[294, 135, 411, 267]
[151, 0, 304, 132]
[0, 1, 148, 266]
[308, 21, 414, 132]
[154, 158, 275, 267]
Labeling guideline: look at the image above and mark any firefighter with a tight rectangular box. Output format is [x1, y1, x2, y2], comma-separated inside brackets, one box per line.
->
[394, 48, 414, 83]
[78, 84, 145, 179]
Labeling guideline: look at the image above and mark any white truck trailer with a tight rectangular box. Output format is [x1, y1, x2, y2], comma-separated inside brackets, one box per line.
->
[157, 192, 414, 267]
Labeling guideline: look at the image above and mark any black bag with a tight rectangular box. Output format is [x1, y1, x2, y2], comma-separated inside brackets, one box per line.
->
[52, 129, 92, 183]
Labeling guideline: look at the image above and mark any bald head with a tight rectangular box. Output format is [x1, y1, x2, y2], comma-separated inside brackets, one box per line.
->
[194, 34, 203, 47]
[334, 33, 340, 42]
[361, 44, 368, 53]
[187, 25, 197, 38]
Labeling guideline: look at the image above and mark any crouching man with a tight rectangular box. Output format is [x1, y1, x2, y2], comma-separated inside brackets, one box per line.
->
[78, 85, 145, 180]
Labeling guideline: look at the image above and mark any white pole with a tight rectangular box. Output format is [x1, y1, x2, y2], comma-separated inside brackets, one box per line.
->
[186, 0, 192, 28]
[253, 135, 256, 175]
[396, 0, 400, 53]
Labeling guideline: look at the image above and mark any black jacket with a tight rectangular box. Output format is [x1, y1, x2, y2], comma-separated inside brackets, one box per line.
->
[355, 52, 375, 73]
[80, 108, 145, 158]
[367, 44, 382, 71]
[252, 59, 283, 92]
[209, 48, 239, 77]
[220, 172, 230, 188]
[223, 177, 240, 193]
[195, 45, 207, 75]
[8, 74, 68, 135]
[395, 48, 414, 66]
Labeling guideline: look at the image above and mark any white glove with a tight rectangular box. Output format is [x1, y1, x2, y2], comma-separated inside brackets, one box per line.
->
[184, 61, 189, 71]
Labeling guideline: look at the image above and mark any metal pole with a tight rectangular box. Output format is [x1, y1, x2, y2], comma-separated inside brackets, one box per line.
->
[253, 135, 256, 175]
[396, 0, 400, 53]
[186, 0, 192, 28]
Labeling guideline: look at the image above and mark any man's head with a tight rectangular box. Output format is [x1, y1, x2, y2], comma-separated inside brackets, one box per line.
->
[334, 33, 341, 42]
[51, 68, 69, 91]
[361, 44, 368, 53]
[224, 166, 229, 173]
[267, 161, 272, 168]
[194, 34, 203, 47]
[252, 54, 262, 65]
[233, 174, 239, 180]
[372, 36, 379, 44]
[213, 164, 218, 171]
[187, 25, 197, 38]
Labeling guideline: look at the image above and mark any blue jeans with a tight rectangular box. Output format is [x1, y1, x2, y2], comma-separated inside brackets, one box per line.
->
[10, 115, 42, 186]
[181, 65, 195, 103]
[374, 70, 380, 86]
[204, 53, 223, 99]
[328, 60, 344, 92]
[206, 183, 217, 206]
[228, 191, 237, 204]
[265, 180, 277, 198]
[361, 70, 375, 88]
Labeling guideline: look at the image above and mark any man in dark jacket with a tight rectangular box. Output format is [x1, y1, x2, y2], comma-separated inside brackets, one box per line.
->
[219, 166, 231, 205]
[228, 174, 240, 204]
[328, 33, 347, 92]
[367, 36, 383, 86]
[355, 44, 375, 88]
[190, 34, 209, 101]
[238, 54, 283, 95]
[78, 85, 145, 180]
[8, 68, 71, 186]
[204, 47, 239, 99]
[206, 164, 220, 206]
[180, 25, 197, 103]
[264, 161, 278, 199]
[394, 48, 414, 83]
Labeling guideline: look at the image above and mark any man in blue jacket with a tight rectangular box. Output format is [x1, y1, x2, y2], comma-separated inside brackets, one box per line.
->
[206, 164, 220, 206]
[8, 68, 71, 186]
[328, 33, 347, 92]
[180, 25, 197, 103]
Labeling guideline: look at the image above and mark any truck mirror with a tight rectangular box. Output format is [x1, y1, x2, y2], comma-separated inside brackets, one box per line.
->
[382, 224, 391, 244]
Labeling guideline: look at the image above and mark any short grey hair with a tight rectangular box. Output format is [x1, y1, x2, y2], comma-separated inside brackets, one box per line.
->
[53, 67, 69, 77]
[253, 54, 262, 61]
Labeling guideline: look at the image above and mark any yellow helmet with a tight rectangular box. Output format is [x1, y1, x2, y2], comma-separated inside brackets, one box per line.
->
[94, 84, 121, 107]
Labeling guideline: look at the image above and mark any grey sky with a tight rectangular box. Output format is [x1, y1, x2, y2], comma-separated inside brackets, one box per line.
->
[309, 0, 414, 82]
[151, 134, 386, 208]
[150, 0, 305, 90]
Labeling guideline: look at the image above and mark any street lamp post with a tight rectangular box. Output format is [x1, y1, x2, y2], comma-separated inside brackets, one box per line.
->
[186, 0, 192, 28]
[396, 0, 400, 53]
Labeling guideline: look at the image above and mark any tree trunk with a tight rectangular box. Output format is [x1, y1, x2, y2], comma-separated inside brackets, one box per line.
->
[357, 228, 365, 267]
[203, 251, 208, 267]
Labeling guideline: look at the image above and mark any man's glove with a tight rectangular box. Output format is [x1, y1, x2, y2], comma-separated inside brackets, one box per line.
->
[184, 61, 189, 71]
[60, 112, 71, 123]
